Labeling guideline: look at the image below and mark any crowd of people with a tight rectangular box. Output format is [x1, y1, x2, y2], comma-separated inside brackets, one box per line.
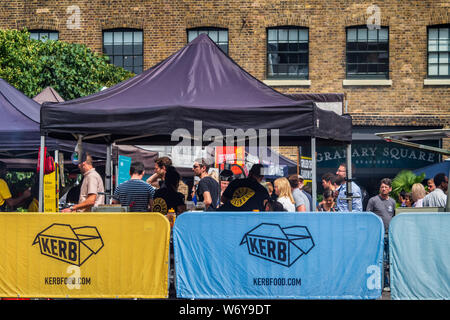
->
[0, 154, 448, 219]
[1, 154, 448, 219]
[1, 153, 448, 294]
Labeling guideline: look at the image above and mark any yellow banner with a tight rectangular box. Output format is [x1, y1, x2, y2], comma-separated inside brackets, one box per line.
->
[0, 212, 170, 299]
[44, 170, 58, 212]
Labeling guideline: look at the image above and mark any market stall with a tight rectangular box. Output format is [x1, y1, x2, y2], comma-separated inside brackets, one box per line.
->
[40, 34, 353, 211]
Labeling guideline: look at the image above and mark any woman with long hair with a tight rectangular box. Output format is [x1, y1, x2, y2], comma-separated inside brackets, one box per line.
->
[274, 177, 295, 212]
[152, 166, 186, 215]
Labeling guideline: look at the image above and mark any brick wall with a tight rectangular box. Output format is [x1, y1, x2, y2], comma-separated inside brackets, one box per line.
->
[0, 0, 449, 129]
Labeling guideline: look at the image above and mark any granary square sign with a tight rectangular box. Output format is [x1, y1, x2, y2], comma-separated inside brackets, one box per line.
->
[316, 143, 439, 169]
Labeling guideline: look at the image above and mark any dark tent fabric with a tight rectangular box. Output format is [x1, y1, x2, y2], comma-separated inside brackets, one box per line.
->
[0, 79, 167, 176]
[0, 78, 105, 158]
[33, 86, 64, 105]
[41, 34, 352, 145]
[0, 78, 41, 148]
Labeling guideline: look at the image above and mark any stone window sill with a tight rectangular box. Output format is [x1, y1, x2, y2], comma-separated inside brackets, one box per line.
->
[423, 79, 450, 86]
[343, 79, 392, 86]
[263, 79, 311, 87]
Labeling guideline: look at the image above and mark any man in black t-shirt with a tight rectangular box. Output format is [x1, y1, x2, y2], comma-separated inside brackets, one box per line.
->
[218, 164, 270, 212]
[193, 158, 220, 211]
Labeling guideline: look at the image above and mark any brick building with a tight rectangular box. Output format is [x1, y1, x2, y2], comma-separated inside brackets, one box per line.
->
[1, 0, 449, 196]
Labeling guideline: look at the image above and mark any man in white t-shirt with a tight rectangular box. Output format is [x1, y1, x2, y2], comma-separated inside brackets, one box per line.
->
[423, 173, 448, 207]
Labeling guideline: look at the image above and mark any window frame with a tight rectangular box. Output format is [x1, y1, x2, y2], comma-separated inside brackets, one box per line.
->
[29, 29, 59, 41]
[102, 28, 144, 74]
[345, 25, 390, 80]
[186, 27, 229, 55]
[427, 24, 450, 79]
[266, 26, 309, 80]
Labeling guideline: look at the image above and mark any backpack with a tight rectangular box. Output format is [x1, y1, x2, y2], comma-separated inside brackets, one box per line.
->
[37, 147, 56, 175]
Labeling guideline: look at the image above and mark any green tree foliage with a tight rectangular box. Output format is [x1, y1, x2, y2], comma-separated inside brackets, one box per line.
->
[0, 28, 134, 100]
[391, 170, 425, 201]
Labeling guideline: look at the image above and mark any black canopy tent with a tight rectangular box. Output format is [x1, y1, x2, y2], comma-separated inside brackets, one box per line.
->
[0, 79, 106, 159]
[40, 34, 353, 211]
[0, 80, 159, 199]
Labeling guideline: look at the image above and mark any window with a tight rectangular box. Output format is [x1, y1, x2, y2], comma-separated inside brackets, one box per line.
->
[103, 29, 143, 74]
[346, 26, 389, 79]
[267, 27, 309, 79]
[187, 27, 228, 54]
[29, 30, 58, 41]
[428, 25, 449, 78]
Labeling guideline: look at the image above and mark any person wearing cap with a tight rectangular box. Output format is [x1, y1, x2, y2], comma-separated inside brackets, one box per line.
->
[62, 153, 104, 212]
[218, 163, 270, 212]
[0, 161, 31, 211]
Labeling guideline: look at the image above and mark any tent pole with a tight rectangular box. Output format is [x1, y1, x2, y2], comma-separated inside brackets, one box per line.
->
[346, 143, 353, 212]
[311, 137, 317, 212]
[446, 165, 450, 212]
[105, 143, 112, 204]
[38, 135, 46, 212]
[54, 150, 59, 211]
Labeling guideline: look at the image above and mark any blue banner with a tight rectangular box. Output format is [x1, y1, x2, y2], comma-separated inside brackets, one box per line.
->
[173, 212, 384, 299]
[389, 213, 450, 300]
[117, 155, 132, 185]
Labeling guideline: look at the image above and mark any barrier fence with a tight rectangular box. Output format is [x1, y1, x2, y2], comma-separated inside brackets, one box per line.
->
[173, 212, 384, 299]
[0, 212, 170, 299]
[389, 212, 450, 300]
[2, 211, 447, 300]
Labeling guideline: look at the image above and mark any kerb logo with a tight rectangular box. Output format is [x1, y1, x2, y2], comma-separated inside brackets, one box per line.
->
[33, 223, 104, 266]
[240, 223, 314, 267]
